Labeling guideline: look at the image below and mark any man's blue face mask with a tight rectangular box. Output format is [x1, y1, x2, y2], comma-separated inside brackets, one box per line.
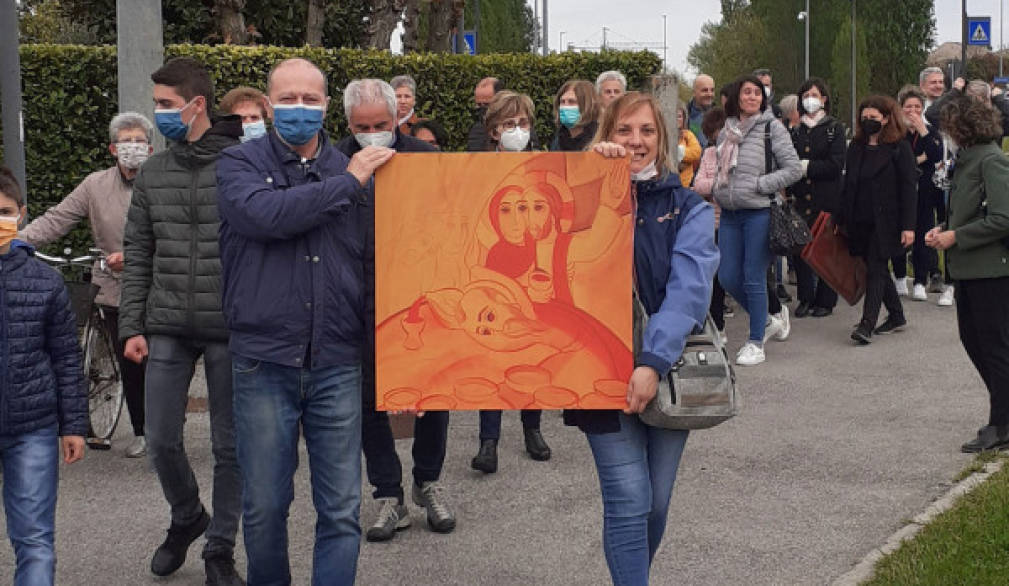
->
[271, 103, 325, 146]
[154, 98, 197, 142]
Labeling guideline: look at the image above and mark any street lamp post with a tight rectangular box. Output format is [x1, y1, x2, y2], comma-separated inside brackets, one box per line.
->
[559, 31, 565, 53]
[662, 14, 668, 72]
[800, 0, 810, 79]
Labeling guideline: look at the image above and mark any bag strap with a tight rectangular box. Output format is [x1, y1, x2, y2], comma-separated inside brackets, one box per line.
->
[764, 121, 775, 202]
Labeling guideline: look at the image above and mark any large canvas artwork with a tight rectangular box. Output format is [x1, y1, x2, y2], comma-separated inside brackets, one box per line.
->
[374, 152, 633, 411]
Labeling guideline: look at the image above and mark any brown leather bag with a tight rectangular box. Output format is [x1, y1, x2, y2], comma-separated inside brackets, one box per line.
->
[800, 212, 868, 306]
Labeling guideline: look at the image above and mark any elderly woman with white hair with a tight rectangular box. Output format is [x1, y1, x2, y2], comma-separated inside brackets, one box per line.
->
[20, 111, 156, 457]
[390, 74, 426, 135]
[595, 70, 627, 109]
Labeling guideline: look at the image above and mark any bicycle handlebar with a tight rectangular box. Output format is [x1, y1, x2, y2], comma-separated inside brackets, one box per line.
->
[36, 248, 109, 270]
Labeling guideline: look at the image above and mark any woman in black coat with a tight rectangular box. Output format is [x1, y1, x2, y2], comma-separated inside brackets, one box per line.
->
[787, 77, 846, 318]
[837, 95, 918, 345]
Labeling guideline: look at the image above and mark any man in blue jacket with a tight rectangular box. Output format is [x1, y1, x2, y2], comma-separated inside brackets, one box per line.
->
[216, 58, 393, 586]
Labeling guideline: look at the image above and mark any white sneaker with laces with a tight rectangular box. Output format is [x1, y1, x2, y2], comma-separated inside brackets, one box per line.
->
[938, 285, 955, 306]
[762, 315, 782, 344]
[736, 343, 766, 366]
[894, 276, 909, 297]
[912, 283, 928, 301]
[773, 306, 790, 341]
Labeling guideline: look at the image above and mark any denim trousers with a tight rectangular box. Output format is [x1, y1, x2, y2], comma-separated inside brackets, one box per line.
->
[232, 356, 362, 586]
[718, 208, 771, 342]
[586, 414, 689, 586]
[1, 424, 59, 586]
[479, 409, 542, 441]
[361, 379, 449, 502]
[145, 335, 240, 558]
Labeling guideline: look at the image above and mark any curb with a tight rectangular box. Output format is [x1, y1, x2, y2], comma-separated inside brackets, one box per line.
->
[832, 459, 1005, 586]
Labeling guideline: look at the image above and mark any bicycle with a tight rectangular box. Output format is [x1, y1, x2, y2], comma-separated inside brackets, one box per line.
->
[36, 248, 123, 449]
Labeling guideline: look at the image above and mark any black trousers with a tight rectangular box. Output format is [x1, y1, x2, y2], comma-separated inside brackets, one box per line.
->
[710, 276, 726, 331]
[794, 256, 838, 309]
[361, 381, 449, 502]
[100, 305, 145, 436]
[861, 238, 905, 328]
[956, 277, 1009, 427]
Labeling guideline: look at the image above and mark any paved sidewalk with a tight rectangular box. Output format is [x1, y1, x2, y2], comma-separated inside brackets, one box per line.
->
[0, 294, 982, 585]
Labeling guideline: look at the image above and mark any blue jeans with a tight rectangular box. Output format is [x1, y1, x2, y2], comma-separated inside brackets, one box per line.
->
[586, 414, 688, 586]
[718, 208, 772, 342]
[232, 356, 362, 586]
[1, 425, 59, 586]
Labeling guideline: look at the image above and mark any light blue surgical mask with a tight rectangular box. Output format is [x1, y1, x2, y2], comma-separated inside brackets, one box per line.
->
[559, 106, 581, 129]
[154, 99, 196, 142]
[271, 103, 325, 146]
[241, 120, 267, 143]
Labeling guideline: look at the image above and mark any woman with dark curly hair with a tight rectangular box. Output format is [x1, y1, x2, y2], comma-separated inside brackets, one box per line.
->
[928, 95, 1009, 452]
[837, 95, 917, 345]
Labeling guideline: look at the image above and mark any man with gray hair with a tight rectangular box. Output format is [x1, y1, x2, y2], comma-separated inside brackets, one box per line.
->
[217, 58, 394, 585]
[596, 70, 627, 108]
[20, 112, 154, 458]
[390, 74, 424, 135]
[919, 66, 945, 109]
[331, 79, 455, 543]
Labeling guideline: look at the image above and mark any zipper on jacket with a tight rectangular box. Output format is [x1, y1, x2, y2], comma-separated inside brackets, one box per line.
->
[188, 167, 199, 336]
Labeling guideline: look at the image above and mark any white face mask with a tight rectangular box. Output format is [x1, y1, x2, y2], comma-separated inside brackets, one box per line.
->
[354, 131, 395, 149]
[116, 142, 150, 170]
[631, 161, 658, 182]
[802, 97, 823, 115]
[499, 127, 531, 152]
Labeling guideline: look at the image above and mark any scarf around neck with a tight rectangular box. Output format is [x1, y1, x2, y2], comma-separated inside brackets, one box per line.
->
[716, 115, 760, 189]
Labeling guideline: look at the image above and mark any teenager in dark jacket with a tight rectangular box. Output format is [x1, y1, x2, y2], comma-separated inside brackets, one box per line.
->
[838, 95, 917, 345]
[119, 57, 244, 585]
[0, 167, 85, 586]
[549, 80, 600, 152]
[898, 86, 947, 303]
[332, 79, 456, 544]
[580, 91, 719, 585]
[787, 77, 845, 318]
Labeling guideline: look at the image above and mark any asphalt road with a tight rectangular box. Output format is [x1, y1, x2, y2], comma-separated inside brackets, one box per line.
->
[0, 287, 984, 585]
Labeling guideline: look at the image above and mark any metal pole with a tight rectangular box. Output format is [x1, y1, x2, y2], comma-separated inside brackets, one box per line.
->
[663, 14, 668, 72]
[533, 0, 539, 54]
[804, 0, 810, 79]
[542, 0, 548, 56]
[1001, 0, 1004, 76]
[602, 26, 608, 50]
[0, 0, 26, 200]
[851, 0, 856, 132]
[118, 0, 165, 152]
[474, 0, 481, 54]
[559, 31, 565, 53]
[962, 0, 968, 78]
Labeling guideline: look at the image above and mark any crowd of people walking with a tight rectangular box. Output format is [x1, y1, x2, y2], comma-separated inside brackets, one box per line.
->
[0, 52, 1007, 586]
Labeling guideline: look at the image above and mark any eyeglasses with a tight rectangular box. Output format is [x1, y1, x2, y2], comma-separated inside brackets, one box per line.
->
[499, 118, 531, 131]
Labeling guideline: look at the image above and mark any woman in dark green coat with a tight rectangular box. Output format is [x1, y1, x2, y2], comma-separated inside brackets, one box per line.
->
[930, 95, 1009, 453]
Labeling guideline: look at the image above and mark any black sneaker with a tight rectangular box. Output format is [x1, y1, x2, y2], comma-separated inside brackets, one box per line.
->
[412, 481, 456, 533]
[873, 316, 907, 335]
[961, 425, 1009, 453]
[524, 428, 552, 461]
[471, 439, 498, 474]
[811, 306, 833, 318]
[151, 508, 210, 576]
[205, 554, 245, 586]
[850, 324, 872, 345]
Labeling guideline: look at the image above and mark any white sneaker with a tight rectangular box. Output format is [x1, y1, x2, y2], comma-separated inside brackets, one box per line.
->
[894, 276, 909, 297]
[736, 343, 766, 366]
[912, 283, 928, 301]
[938, 285, 955, 306]
[773, 306, 790, 341]
[125, 436, 146, 458]
[762, 316, 781, 344]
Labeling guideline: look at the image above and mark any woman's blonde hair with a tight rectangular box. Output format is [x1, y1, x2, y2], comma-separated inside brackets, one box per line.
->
[484, 90, 535, 138]
[592, 91, 672, 176]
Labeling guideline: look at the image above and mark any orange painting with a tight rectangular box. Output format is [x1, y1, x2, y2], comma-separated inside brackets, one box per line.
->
[374, 152, 633, 411]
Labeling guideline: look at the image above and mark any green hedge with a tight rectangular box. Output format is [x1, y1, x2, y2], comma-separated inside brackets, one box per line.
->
[8, 44, 660, 255]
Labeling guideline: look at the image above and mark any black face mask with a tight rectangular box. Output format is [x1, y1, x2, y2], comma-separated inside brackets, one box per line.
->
[475, 105, 488, 119]
[860, 118, 883, 137]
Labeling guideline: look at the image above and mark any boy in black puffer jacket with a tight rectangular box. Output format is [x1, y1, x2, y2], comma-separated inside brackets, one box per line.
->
[0, 166, 86, 585]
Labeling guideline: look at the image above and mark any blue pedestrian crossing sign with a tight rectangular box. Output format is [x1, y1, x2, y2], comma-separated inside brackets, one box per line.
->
[968, 16, 991, 47]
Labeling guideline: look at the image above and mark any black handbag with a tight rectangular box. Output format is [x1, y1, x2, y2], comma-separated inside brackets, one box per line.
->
[763, 121, 812, 255]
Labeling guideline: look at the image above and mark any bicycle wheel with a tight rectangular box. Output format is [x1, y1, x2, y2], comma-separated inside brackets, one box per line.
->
[84, 313, 123, 441]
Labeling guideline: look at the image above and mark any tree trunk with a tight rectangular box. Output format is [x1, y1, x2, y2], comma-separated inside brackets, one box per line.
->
[367, 0, 406, 50]
[306, 0, 326, 47]
[215, 0, 248, 44]
[402, 0, 421, 53]
[426, 0, 454, 53]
